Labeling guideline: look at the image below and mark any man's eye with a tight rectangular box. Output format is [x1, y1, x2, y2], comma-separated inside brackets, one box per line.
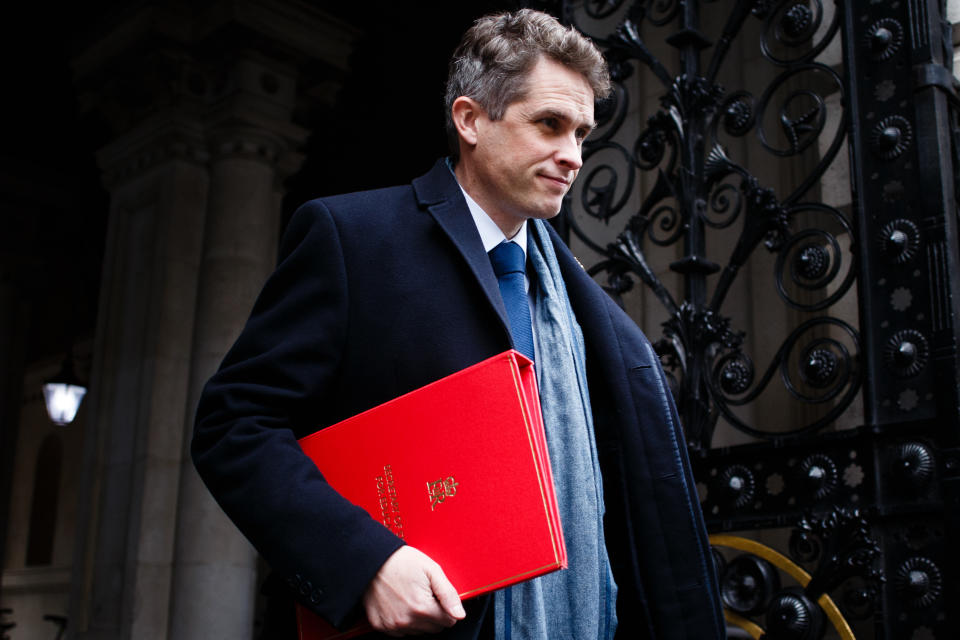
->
[539, 117, 558, 129]
[575, 128, 589, 141]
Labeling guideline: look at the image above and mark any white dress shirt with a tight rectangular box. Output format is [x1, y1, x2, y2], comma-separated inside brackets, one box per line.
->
[457, 185, 539, 359]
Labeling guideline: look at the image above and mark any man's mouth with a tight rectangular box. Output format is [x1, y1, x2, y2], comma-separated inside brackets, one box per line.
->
[540, 174, 570, 188]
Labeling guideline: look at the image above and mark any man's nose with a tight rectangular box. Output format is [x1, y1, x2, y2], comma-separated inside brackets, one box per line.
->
[555, 134, 583, 171]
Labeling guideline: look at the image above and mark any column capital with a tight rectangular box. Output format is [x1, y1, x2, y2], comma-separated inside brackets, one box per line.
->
[96, 117, 209, 188]
[75, 0, 349, 186]
[208, 127, 283, 164]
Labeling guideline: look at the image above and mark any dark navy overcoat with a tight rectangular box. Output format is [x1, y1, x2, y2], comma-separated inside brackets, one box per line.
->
[192, 160, 725, 639]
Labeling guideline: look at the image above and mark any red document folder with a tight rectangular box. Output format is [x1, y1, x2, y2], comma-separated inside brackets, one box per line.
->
[295, 350, 566, 639]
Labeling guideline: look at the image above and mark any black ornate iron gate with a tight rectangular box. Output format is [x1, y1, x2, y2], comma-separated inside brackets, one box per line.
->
[544, 0, 960, 637]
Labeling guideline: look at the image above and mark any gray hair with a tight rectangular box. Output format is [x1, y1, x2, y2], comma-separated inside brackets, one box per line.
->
[444, 9, 611, 156]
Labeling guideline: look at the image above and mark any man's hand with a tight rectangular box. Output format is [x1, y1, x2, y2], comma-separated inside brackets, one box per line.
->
[362, 546, 466, 636]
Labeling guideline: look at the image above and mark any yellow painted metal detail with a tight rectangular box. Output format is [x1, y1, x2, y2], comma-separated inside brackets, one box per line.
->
[723, 610, 764, 639]
[710, 534, 856, 640]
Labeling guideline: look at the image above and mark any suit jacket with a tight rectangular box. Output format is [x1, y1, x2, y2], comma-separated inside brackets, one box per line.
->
[193, 159, 725, 639]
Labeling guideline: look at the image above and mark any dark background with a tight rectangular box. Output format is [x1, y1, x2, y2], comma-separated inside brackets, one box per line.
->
[0, 0, 517, 364]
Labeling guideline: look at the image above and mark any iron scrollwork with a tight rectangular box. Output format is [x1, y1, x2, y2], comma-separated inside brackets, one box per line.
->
[558, 0, 859, 448]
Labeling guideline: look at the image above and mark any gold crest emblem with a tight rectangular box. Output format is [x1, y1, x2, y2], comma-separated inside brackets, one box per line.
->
[427, 476, 459, 511]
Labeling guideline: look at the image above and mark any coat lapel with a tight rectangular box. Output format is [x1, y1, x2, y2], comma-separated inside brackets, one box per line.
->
[412, 160, 512, 340]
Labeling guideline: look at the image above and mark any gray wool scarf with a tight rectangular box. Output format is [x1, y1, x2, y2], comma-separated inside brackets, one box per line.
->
[494, 219, 618, 640]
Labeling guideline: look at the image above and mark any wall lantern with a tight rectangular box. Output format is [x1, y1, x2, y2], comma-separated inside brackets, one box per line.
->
[43, 354, 87, 426]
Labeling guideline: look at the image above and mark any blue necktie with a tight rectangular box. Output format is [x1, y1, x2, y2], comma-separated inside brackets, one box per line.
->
[489, 241, 535, 362]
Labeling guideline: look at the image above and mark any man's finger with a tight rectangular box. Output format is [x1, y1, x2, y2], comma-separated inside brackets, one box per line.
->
[426, 564, 466, 620]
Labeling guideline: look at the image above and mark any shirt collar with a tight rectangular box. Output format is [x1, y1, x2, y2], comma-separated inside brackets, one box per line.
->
[459, 187, 528, 255]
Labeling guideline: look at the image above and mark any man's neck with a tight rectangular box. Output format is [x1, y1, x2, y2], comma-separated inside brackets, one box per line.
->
[454, 171, 528, 254]
[453, 159, 524, 238]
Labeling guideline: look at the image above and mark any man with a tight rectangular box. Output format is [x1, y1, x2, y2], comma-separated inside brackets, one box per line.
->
[193, 9, 724, 640]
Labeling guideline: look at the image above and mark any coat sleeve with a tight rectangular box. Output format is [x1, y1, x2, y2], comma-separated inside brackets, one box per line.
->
[191, 199, 405, 628]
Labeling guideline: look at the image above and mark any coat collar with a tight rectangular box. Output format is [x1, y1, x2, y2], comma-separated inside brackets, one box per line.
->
[412, 159, 512, 340]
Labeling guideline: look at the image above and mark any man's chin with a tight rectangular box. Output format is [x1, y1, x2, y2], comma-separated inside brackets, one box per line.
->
[527, 202, 564, 220]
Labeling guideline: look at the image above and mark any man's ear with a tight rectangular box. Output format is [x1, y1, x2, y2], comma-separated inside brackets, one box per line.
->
[451, 96, 482, 147]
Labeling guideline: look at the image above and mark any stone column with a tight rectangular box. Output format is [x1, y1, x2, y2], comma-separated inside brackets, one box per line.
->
[65, 3, 354, 638]
[167, 131, 282, 640]
[168, 55, 308, 637]
[68, 120, 211, 640]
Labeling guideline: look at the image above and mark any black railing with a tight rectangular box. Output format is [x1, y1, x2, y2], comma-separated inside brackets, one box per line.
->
[548, 0, 960, 637]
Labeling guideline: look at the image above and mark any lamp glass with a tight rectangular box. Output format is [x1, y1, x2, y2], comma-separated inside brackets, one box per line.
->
[43, 383, 87, 425]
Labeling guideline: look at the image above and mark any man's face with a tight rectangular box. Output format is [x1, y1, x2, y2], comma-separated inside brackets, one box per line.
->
[466, 56, 595, 233]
